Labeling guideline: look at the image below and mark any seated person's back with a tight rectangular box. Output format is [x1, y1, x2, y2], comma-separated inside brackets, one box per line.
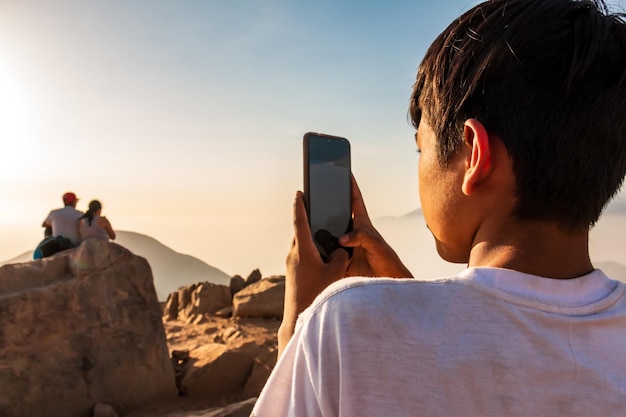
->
[42, 192, 83, 246]
[79, 200, 116, 241]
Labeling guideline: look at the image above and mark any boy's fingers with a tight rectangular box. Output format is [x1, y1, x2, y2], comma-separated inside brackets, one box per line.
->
[351, 175, 373, 227]
[340, 227, 374, 248]
[292, 191, 310, 241]
[292, 191, 320, 256]
[328, 246, 350, 262]
[327, 246, 351, 273]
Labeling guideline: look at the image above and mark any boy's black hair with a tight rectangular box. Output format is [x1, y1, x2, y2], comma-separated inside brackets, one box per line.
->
[410, 0, 626, 231]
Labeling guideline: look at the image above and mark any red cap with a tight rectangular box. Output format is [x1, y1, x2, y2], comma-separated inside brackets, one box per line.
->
[62, 192, 78, 204]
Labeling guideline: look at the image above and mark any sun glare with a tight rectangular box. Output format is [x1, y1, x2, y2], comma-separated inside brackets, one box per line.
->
[0, 58, 41, 178]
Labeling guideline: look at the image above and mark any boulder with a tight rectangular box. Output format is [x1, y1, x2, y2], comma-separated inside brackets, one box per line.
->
[163, 291, 179, 321]
[178, 283, 198, 312]
[180, 344, 255, 403]
[232, 276, 285, 318]
[163, 316, 279, 408]
[245, 269, 262, 286]
[178, 282, 231, 321]
[229, 275, 246, 296]
[130, 397, 257, 417]
[241, 343, 278, 399]
[0, 239, 177, 417]
[203, 397, 257, 417]
[93, 403, 119, 417]
[214, 305, 233, 317]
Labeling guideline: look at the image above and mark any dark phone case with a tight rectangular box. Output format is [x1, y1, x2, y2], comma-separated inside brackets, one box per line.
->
[303, 132, 353, 259]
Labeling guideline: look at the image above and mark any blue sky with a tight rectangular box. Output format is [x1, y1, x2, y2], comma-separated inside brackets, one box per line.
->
[0, 0, 484, 217]
[2, 0, 625, 275]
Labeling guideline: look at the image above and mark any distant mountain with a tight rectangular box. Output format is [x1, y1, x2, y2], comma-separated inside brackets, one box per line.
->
[384, 195, 626, 220]
[0, 231, 231, 301]
[394, 197, 626, 218]
[374, 207, 626, 283]
[114, 231, 231, 299]
[0, 252, 31, 266]
[595, 261, 626, 283]
[376, 208, 423, 221]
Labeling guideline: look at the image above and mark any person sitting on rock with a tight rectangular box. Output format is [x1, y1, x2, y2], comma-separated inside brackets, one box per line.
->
[35, 192, 84, 258]
[42, 192, 83, 245]
[79, 200, 116, 241]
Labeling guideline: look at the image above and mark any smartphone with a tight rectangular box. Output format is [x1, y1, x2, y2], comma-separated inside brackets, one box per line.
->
[303, 132, 353, 259]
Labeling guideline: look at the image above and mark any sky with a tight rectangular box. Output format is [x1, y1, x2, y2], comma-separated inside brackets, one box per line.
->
[2, 0, 626, 277]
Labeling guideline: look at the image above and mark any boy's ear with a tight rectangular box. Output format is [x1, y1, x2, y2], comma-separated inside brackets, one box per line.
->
[462, 118, 492, 195]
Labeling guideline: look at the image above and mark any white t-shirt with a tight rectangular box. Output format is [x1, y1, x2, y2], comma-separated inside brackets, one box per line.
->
[44, 206, 83, 245]
[252, 267, 626, 416]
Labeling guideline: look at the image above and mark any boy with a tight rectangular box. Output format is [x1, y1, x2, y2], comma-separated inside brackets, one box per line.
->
[253, 0, 626, 415]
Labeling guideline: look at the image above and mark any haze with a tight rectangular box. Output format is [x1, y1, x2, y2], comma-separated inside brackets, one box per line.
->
[2, 0, 625, 277]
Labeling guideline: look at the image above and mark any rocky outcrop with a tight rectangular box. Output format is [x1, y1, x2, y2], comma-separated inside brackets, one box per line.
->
[229, 269, 262, 296]
[165, 273, 285, 322]
[0, 243, 284, 417]
[0, 239, 177, 417]
[233, 275, 284, 319]
[163, 316, 279, 408]
[160, 272, 284, 408]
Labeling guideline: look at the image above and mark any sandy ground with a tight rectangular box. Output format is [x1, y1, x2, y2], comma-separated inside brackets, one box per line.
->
[164, 316, 280, 354]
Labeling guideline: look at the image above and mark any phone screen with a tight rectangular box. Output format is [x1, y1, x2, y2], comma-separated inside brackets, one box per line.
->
[304, 133, 352, 258]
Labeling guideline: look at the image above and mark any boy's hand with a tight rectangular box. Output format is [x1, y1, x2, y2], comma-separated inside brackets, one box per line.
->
[340, 175, 413, 279]
[278, 191, 350, 357]
[278, 177, 411, 356]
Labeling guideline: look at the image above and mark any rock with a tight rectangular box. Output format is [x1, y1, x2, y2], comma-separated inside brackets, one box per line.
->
[0, 239, 177, 417]
[160, 315, 279, 410]
[229, 275, 246, 296]
[93, 403, 119, 417]
[222, 325, 243, 342]
[178, 282, 231, 322]
[233, 275, 285, 318]
[214, 305, 233, 317]
[245, 269, 262, 285]
[171, 350, 193, 396]
[228, 270, 262, 298]
[178, 283, 197, 314]
[242, 343, 278, 399]
[180, 344, 256, 403]
[127, 397, 258, 417]
[202, 397, 257, 417]
[164, 291, 180, 321]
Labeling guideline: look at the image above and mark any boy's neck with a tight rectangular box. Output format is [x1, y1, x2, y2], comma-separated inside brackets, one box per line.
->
[468, 220, 593, 279]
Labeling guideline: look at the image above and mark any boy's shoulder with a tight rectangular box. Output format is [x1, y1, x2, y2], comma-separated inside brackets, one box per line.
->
[302, 268, 626, 321]
[304, 275, 464, 316]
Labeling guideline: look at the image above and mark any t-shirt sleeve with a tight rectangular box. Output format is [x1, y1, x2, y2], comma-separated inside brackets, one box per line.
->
[252, 278, 378, 416]
[251, 318, 323, 417]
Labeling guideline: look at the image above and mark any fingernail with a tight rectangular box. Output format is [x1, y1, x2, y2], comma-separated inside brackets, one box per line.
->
[339, 235, 349, 244]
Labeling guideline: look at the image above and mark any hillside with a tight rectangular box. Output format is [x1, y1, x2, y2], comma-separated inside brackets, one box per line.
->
[0, 231, 231, 300]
